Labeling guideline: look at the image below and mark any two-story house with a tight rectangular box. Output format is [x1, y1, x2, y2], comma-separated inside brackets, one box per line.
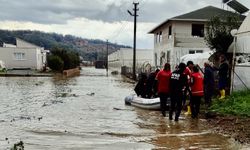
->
[0, 38, 48, 70]
[149, 6, 245, 69]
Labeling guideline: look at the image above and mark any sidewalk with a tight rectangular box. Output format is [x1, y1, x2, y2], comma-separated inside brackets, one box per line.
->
[0, 69, 53, 77]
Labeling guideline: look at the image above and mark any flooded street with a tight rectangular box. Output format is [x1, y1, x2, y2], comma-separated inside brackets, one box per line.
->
[0, 67, 242, 149]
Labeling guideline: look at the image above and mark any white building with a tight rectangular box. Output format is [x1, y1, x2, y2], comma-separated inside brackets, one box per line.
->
[108, 48, 153, 73]
[227, 12, 250, 91]
[0, 38, 47, 70]
[149, 6, 245, 69]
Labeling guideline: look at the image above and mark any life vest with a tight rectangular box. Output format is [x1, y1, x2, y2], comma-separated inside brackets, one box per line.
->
[184, 67, 192, 83]
[156, 70, 171, 94]
[191, 72, 204, 96]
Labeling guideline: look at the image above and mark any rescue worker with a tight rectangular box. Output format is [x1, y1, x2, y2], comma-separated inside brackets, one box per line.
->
[190, 65, 204, 118]
[183, 61, 194, 115]
[218, 54, 229, 99]
[134, 73, 147, 98]
[204, 61, 215, 108]
[156, 63, 171, 117]
[146, 69, 160, 98]
[169, 63, 188, 121]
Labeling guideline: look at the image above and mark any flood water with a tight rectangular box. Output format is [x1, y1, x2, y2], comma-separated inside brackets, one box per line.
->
[0, 67, 244, 149]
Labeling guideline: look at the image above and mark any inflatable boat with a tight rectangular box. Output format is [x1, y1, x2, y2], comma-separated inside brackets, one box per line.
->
[125, 95, 161, 110]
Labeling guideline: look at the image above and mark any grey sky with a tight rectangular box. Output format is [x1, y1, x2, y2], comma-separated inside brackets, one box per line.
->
[0, 0, 249, 48]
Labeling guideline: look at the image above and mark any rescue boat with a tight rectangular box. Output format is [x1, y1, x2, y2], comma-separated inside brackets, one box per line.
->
[124, 95, 161, 110]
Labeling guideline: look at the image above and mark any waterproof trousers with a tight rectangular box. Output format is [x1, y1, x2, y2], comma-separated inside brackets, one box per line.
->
[190, 96, 201, 118]
[169, 92, 183, 121]
[159, 93, 169, 117]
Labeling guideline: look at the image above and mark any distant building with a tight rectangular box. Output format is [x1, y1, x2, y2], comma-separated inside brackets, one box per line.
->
[0, 38, 48, 70]
[108, 48, 153, 74]
[149, 6, 245, 69]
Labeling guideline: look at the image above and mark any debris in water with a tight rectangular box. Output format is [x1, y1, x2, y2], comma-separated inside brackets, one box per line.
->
[87, 92, 95, 96]
[42, 102, 48, 107]
[11, 141, 24, 150]
[113, 107, 133, 111]
[38, 117, 43, 121]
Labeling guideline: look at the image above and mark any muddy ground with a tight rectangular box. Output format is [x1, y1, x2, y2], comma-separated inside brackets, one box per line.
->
[206, 115, 250, 144]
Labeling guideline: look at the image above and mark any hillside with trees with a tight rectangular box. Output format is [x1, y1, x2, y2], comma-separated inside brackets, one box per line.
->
[0, 30, 130, 61]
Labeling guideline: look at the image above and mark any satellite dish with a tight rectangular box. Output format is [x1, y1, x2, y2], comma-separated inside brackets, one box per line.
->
[230, 29, 238, 36]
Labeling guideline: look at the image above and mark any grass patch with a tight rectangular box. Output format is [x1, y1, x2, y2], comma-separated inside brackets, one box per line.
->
[210, 90, 250, 117]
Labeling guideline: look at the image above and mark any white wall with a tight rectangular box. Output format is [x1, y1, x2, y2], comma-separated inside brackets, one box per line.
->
[0, 47, 43, 69]
[153, 20, 210, 70]
[0, 39, 46, 70]
[233, 65, 250, 91]
[108, 48, 153, 72]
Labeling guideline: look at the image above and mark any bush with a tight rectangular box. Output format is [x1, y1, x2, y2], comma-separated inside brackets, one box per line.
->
[49, 47, 80, 70]
[210, 90, 250, 116]
[47, 55, 64, 71]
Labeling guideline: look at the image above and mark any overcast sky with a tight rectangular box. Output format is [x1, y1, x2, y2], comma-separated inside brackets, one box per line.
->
[0, 0, 249, 48]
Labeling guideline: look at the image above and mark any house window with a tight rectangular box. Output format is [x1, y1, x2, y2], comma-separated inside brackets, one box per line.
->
[159, 31, 162, 43]
[155, 33, 158, 43]
[192, 24, 204, 37]
[189, 50, 195, 54]
[189, 50, 203, 54]
[167, 51, 170, 63]
[14, 52, 25, 60]
[154, 53, 157, 66]
[168, 26, 172, 39]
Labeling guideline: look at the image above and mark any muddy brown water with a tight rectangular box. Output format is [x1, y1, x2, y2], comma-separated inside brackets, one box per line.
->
[0, 67, 246, 149]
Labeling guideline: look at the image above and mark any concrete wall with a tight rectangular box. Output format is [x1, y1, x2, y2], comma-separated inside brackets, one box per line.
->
[108, 48, 153, 73]
[63, 68, 80, 77]
[233, 65, 250, 91]
[16, 38, 38, 48]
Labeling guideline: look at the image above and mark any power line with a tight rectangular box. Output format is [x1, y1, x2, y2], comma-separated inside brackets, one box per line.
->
[109, 0, 148, 42]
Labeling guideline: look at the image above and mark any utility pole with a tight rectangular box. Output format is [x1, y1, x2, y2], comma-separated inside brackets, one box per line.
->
[128, 2, 139, 80]
[106, 40, 109, 77]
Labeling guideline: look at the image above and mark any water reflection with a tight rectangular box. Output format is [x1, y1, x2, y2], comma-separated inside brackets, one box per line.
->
[0, 68, 242, 149]
[133, 103, 241, 149]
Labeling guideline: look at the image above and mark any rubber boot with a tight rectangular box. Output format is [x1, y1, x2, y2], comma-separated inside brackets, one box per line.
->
[184, 105, 192, 115]
[219, 89, 225, 100]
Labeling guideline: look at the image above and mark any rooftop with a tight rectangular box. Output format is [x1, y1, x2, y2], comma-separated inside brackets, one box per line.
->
[149, 6, 246, 33]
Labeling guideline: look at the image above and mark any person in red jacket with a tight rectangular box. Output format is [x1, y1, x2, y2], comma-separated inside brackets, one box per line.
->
[190, 65, 204, 118]
[156, 63, 171, 117]
[181, 61, 194, 115]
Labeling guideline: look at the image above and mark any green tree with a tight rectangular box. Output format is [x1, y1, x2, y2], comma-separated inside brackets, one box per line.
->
[47, 55, 64, 71]
[205, 15, 241, 53]
[48, 46, 80, 71]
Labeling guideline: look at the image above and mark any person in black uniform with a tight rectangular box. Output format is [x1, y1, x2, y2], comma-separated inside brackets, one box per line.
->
[218, 54, 229, 99]
[204, 61, 215, 108]
[134, 73, 147, 98]
[169, 63, 188, 121]
[146, 69, 160, 98]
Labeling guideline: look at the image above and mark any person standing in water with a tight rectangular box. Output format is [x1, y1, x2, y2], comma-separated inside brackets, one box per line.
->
[204, 61, 215, 108]
[169, 63, 188, 121]
[218, 54, 229, 99]
[156, 63, 171, 117]
[190, 65, 204, 118]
